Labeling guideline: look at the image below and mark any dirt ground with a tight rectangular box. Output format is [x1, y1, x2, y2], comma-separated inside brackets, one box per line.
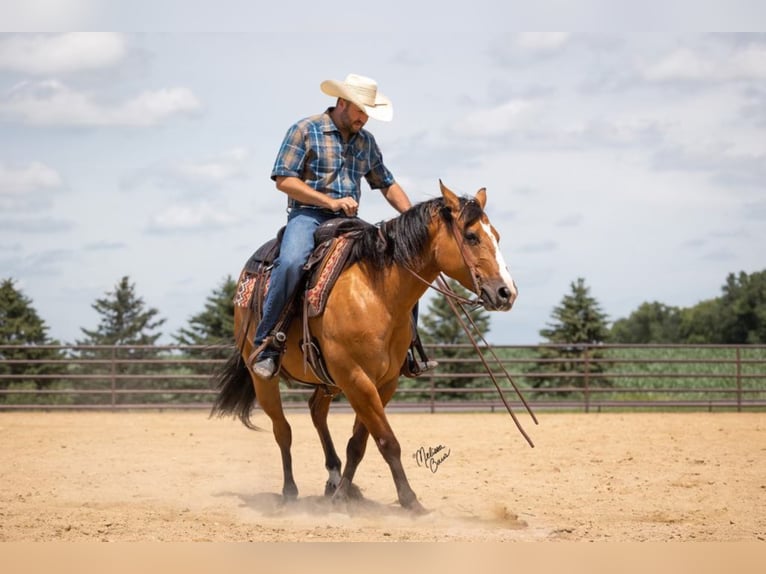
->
[1, 410, 764, 542]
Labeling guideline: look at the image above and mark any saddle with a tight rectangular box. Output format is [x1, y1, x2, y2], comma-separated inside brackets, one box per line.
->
[235, 218, 370, 386]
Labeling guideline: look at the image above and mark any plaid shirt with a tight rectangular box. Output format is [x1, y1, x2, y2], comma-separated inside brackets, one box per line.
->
[271, 108, 395, 209]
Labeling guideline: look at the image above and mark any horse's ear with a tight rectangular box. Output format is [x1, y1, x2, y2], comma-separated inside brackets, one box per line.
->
[439, 179, 460, 212]
[475, 187, 487, 209]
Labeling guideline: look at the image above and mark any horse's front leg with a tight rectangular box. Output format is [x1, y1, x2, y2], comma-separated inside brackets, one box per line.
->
[308, 386, 343, 496]
[337, 377, 426, 513]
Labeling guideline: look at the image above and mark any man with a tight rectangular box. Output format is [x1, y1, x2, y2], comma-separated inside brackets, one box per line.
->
[250, 73, 436, 380]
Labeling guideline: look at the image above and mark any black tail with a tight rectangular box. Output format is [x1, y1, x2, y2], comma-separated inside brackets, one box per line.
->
[209, 349, 260, 430]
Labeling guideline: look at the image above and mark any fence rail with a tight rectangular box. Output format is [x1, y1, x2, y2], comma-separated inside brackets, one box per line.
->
[1, 344, 765, 413]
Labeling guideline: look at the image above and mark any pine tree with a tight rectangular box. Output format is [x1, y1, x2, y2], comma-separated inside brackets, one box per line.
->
[0, 278, 66, 401]
[74, 276, 167, 405]
[540, 277, 610, 344]
[412, 279, 492, 400]
[174, 275, 236, 347]
[527, 277, 611, 396]
[174, 276, 236, 374]
[78, 276, 166, 347]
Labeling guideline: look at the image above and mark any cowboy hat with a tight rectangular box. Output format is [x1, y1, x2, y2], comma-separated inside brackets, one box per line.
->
[320, 73, 393, 122]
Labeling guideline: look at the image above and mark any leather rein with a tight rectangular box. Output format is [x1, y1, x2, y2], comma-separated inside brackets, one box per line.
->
[402, 201, 538, 447]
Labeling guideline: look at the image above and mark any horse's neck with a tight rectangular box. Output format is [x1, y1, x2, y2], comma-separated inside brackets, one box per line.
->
[385, 256, 440, 311]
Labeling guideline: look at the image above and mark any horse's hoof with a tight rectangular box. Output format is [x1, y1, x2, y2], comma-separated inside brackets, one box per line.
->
[405, 499, 429, 515]
[282, 484, 299, 502]
[344, 482, 364, 500]
[331, 479, 364, 503]
[324, 480, 338, 497]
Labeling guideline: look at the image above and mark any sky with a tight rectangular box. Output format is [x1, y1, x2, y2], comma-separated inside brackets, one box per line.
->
[1, 5, 765, 345]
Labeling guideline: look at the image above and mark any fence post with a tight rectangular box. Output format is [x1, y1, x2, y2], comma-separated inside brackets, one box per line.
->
[110, 346, 117, 411]
[736, 346, 742, 413]
[429, 375, 435, 414]
[583, 346, 590, 413]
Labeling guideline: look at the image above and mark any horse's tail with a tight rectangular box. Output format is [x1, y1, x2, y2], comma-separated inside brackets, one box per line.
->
[209, 348, 260, 430]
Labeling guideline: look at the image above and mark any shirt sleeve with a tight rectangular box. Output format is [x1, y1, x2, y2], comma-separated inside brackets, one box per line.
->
[270, 123, 306, 181]
[363, 135, 396, 190]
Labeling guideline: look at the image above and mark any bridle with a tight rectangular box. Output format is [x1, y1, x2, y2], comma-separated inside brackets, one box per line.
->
[400, 198, 484, 306]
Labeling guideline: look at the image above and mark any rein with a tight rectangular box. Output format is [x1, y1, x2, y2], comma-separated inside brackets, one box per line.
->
[402, 201, 538, 447]
[435, 274, 538, 448]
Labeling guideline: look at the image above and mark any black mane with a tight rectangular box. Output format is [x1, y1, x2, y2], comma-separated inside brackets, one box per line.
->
[347, 195, 483, 281]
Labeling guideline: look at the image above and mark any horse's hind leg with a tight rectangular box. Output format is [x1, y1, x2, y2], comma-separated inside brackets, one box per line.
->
[308, 386, 342, 496]
[253, 375, 298, 501]
[335, 415, 369, 501]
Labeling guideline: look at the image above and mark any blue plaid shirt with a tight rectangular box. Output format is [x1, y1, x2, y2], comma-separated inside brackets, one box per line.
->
[271, 108, 396, 210]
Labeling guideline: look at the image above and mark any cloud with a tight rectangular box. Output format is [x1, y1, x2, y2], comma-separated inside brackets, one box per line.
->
[123, 148, 250, 191]
[0, 216, 73, 233]
[518, 240, 558, 254]
[490, 32, 571, 65]
[450, 98, 541, 139]
[84, 241, 127, 251]
[0, 33, 126, 75]
[0, 247, 74, 277]
[514, 32, 571, 53]
[146, 201, 244, 233]
[651, 144, 766, 189]
[0, 1, 97, 29]
[0, 161, 63, 210]
[643, 43, 766, 83]
[555, 213, 584, 227]
[0, 80, 201, 127]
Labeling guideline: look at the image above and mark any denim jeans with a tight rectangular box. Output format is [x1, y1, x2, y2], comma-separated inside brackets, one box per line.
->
[254, 208, 340, 355]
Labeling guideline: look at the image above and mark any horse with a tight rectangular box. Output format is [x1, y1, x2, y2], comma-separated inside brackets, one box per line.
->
[210, 180, 518, 513]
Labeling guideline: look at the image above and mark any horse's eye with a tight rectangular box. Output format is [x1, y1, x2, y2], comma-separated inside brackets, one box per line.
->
[464, 231, 480, 245]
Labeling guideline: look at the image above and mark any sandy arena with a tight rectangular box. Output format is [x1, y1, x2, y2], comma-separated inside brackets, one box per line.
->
[1, 410, 764, 542]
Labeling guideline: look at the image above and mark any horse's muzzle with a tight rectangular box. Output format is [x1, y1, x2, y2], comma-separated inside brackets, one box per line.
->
[480, 279, 517, 311]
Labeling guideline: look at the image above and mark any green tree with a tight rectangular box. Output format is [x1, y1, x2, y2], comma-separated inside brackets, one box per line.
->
[411, 279, 492, 400]
[0, 278, 66, 403]
[540, 277, 610, 344]
[527, 277, 611, 396]
[716, 270, 766, 344]
[174, 276, 236, 380]
[174, 275, 236, 348]
[78, 276, 166, 346]
[75, 276, 167, 405]
[678, 299, 721, 343]
[611, 301, 683, 343]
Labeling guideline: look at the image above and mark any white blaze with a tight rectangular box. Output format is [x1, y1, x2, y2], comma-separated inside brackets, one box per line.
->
[482, 222, 517, 297]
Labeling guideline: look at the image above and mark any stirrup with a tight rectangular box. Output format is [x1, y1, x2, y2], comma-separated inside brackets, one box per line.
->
[400, 350, 439, 378]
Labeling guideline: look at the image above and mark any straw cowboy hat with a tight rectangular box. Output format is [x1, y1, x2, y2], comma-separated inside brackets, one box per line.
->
[320, 73, 393, 122]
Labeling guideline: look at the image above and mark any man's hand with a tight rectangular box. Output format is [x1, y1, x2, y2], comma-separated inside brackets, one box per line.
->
[331, 196, 359, 217]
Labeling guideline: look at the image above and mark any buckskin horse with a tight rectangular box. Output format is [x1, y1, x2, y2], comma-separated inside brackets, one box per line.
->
[210, 180, 517, 513]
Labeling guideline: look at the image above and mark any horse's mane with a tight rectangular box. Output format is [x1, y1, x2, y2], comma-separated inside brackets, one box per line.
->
[347, 194, 484, 282]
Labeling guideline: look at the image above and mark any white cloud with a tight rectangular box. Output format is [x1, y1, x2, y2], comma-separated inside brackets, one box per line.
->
[450, 99, 540, 138]
[0, 1, 98, 29]
[644, 44, 766, 82]
[0, 80, 202, 127]
[514, 32, 570, 53]
[0, 161, 62, 210]
[122, 148, 250, 191]
[147, 201, 243, 233]
[0, 33, 126, 75]
[174, 148, 250, 185]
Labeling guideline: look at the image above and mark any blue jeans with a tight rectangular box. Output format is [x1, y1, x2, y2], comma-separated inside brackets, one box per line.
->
[254, 208, 340, 356]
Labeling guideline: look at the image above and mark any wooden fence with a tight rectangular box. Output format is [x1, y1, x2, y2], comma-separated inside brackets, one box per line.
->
[1, 344, 765, 413]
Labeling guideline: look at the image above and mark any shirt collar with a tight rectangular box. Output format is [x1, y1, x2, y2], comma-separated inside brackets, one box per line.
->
[322, 107, 360, 144]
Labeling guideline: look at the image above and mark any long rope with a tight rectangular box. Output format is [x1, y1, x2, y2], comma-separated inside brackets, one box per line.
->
[434, 274, 538, 448]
